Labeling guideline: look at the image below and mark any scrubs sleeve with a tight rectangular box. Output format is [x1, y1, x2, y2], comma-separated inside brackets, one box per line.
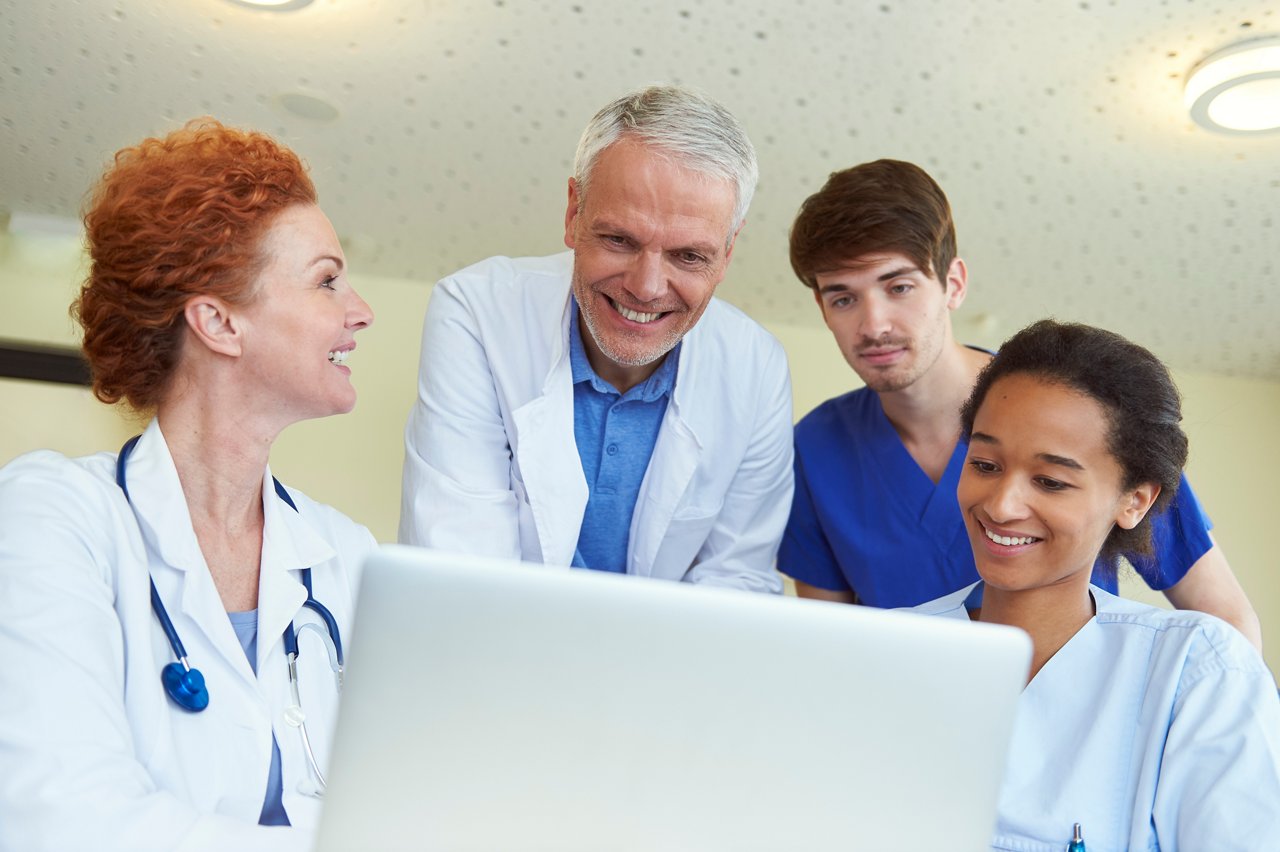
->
[398, 275, 523, 556]
[1128, 472, 1213, 591]
[1152, 651, 1280, 850]
[776, 449, 854, 594]
[0, 457, 310, 852]
[683, 338, 791, 594]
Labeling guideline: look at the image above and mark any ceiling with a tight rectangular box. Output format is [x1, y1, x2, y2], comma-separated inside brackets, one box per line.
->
[2, 0, 1278, 378]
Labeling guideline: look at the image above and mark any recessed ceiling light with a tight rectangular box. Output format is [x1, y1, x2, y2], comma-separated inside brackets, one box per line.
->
[276, 91, 340, 123]
[1185, 36, 1280, 135]
[222, 0, 314, 11]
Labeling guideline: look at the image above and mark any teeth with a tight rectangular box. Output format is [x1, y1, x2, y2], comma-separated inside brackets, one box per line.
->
[611, 299, 662, 324]
[328, 350, 350, 364]
[984, 527, 1038, 547]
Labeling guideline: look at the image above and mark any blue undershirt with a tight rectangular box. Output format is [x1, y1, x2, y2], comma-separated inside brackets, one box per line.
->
[227, 609, 290, 827]
[569, 298, 679, 573]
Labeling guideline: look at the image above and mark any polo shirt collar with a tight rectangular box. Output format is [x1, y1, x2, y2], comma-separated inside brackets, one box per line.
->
[568, 297, 680, 402]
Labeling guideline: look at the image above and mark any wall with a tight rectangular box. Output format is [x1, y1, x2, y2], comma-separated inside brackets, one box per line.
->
[3, 233, 1278, 673]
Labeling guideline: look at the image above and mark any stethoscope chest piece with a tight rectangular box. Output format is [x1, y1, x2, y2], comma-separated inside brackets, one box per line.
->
[161, 661, 210, 712]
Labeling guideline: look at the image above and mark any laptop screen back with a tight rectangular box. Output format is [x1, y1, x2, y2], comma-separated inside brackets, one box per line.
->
[316, 545, 1029, 851]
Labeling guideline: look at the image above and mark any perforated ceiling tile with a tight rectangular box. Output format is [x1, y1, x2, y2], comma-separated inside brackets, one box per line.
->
[1, 0, 1277, 377]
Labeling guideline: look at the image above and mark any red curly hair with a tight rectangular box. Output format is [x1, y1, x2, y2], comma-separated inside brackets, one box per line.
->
[74, 118, 317, 410]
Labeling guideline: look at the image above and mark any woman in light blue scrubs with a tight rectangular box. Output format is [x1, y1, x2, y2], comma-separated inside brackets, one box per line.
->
[912, 319, 1280, 851]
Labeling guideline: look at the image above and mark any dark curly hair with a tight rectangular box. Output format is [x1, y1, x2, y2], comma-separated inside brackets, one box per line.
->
[960, 320, 1188, 568]
[73, 118, 316, 410]
[789, 159, 956, 290]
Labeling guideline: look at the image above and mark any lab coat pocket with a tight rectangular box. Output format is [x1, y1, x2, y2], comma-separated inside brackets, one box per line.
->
[650, 503, 722, 580]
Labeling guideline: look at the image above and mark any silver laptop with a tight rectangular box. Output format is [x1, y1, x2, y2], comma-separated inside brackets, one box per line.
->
[316, 545, 1030, 851]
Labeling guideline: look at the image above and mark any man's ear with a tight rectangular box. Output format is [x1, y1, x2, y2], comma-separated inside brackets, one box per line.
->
[564, 178, 581, 250]
[183, 295, 242, 358]
[943, 257, 969, 310]
[723, 219, 745, 264]
[1115, 482, 1161, 530]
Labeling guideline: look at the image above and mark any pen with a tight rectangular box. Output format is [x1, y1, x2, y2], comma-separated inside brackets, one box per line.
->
[1067, 822, 1086, 852]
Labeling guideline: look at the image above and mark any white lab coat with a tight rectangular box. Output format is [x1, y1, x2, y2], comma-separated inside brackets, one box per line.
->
[914, 583, 1280, 852]
[0, 420, 376, 852]
[399, 253, 793, 593]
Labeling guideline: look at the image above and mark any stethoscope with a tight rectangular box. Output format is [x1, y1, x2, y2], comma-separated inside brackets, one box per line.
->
[116, 435, 343, 796]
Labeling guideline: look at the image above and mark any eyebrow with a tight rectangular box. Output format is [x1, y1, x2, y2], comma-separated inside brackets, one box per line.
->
[969, 432, 1086, 471]
[309, 254, 345, 271]
[593, 219, 723, 258]
[877, 265, 919, 282]
[816, 265, 921, 295]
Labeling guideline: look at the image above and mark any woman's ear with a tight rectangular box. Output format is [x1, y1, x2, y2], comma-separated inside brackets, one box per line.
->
[183, 296, 242, 358]
[1115, 482, 1161, 530]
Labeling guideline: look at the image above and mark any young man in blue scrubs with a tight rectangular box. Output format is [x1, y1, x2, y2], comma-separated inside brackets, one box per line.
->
[399, 86, 792, 593]
[780, 159, 1263, 648]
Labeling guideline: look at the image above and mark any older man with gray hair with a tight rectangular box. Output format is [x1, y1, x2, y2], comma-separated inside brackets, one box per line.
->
[399, 85, 792, 592]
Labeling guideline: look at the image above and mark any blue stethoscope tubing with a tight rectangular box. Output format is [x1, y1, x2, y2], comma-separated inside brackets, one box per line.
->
[114, 435, 343, 733]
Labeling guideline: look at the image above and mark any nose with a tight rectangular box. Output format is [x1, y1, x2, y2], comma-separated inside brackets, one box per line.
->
[345, 285, 374, 330]
[858, 294, 891, 341]
[623, 250, 668, 304]
[984, 475, 1031, 525]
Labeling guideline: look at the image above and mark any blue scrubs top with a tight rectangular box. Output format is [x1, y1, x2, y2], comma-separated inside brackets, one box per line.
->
[779, 387, 1214, 608]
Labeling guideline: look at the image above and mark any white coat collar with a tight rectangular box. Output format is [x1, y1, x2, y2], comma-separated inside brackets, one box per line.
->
[121, 419, 337, 675]
[123, 420, 335, 574]
[535, 264, 705, 574]
[510, 276, 588, 564]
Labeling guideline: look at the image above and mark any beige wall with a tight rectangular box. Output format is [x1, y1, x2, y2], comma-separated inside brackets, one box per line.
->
[4, 231, 1278, 673]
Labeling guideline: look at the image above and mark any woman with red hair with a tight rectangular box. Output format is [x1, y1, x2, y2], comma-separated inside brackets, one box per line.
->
[0, 120, 375, 851]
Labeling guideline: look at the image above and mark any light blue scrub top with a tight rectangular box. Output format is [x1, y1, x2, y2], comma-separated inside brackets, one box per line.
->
[913, 583, 1280, 851]
[227, 609, 290, 827]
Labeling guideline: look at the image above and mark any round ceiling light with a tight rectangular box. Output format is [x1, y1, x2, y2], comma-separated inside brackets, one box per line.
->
[1185, 36, 1280, 135]
[222, 0, 314, 11]
[276, 92, 340, 122]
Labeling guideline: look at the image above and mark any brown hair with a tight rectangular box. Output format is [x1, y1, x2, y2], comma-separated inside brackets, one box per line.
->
[74, 118, 316, 410]
[789, 159, 956, 291]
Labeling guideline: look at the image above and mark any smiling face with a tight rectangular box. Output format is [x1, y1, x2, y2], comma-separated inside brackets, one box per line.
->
[564, 139, 739, 391]
[957, 373, 1158, 594]
[813, 252, 965, 394]
[238, 203, 374, 423]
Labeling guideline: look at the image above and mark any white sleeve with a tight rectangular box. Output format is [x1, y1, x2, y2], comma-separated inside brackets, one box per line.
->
[682, 337, 793, 594]
[0, 457, 310, 852]
[398, 276, 522, 558]
[1152, 651, 1280, 850]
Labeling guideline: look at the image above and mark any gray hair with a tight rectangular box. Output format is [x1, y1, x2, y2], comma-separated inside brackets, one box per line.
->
[572, 85, 759, 237]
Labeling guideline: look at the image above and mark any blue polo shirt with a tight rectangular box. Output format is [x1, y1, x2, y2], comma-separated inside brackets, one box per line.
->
[569, 299, 679, 573]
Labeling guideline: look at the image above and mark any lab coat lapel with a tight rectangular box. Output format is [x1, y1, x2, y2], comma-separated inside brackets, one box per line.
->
[629, 348, 701, 578]
[125, 421, 205, 576]
[125, 422, 256, 687]
[255, 470, 328, 672]
[510, 298, 588, 566]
